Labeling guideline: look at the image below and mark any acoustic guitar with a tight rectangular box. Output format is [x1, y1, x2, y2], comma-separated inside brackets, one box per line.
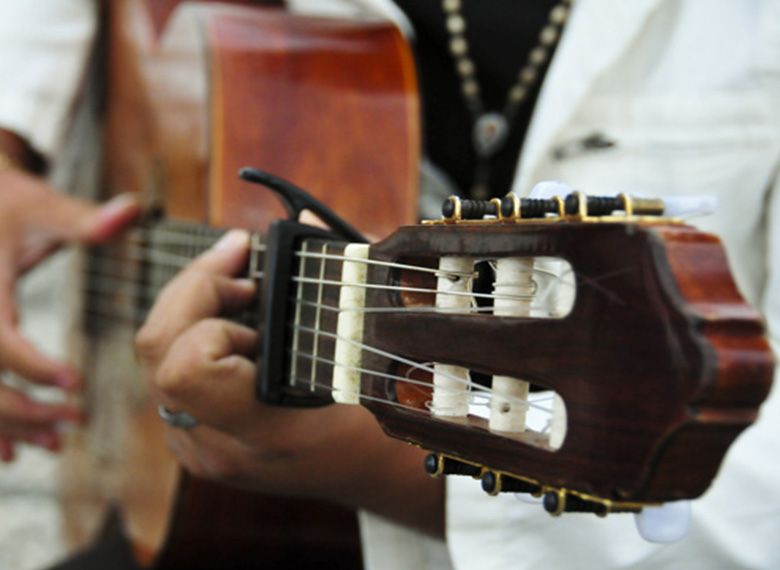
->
[56, 1, 772, 567]
[59, 1, 418, 567]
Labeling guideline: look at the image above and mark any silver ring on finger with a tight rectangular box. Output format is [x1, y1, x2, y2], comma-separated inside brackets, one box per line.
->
[157, 405, 199, 430]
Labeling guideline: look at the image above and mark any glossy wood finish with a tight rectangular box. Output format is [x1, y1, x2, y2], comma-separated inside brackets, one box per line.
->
[360, 221, 773, 502]
[204, 7, 419, 234]
[62, 0, 419, 567]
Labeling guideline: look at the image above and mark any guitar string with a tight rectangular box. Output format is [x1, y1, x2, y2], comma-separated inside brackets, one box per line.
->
[302, 380, 557, 436]
[88, 247, 624, 310]
[81, 245, 575, 323]
[290, 323, 541, 409]
[114, 203, 720, 256]
[87, 246, 477, 280]
[82, 291, 551, 414]
[305, 380, 441, 416]
[292, 251, 475, 278]
[91, 236, 572, 283]
[85, 229, 583, 413]
[295, 300, 498, 314]
[85, 254, 554, 303]
[88, 224, 584, 307]
[285, 276, 530, 303]
[80, 277, 571, 321]
[288, 348, 554, 413]
[80, 313, 551, 419]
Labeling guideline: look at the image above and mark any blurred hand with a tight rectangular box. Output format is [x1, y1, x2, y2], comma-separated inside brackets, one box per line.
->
[0, 169, 140, 461]
[136, 230, 443, 535]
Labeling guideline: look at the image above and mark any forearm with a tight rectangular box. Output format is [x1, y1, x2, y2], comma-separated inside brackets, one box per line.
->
[215, 405, 445, 538]
[294, 406, 445, 538]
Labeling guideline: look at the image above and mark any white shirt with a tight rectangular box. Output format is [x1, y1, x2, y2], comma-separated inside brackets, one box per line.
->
[1, 1, 778, 568]
[0, 0, 95, 160]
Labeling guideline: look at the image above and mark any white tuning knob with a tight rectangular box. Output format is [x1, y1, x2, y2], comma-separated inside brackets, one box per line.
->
[660, 195, 718, 218]
[634, 500, 691, 543]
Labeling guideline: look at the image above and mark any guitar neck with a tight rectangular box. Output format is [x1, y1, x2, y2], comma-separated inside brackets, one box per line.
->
[84, 220, 265, 333]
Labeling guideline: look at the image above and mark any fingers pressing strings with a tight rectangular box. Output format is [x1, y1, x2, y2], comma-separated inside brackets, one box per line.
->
[149, 320, 260, 436]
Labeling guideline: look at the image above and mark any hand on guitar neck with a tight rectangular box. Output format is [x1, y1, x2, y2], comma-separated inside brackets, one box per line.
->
[0, 135, 141, 461]
[135, 229, 445, 538]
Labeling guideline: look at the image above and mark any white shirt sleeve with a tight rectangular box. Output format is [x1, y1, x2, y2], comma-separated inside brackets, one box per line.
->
[0, 0, 97, 160]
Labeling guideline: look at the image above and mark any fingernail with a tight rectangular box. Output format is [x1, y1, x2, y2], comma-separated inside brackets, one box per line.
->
[99, 193, 139, 217]
[235, 278, 256, 290]
[214, 229, 250, 251]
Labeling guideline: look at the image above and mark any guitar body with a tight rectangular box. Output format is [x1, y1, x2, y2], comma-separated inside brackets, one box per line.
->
[60, 1, 418, 567]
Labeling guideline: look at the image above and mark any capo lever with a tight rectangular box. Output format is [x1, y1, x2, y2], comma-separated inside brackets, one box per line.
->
[240, 167, 367, 243]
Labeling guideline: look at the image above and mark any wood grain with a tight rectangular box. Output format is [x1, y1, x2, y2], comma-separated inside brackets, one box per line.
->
[360, 222, 773, 503]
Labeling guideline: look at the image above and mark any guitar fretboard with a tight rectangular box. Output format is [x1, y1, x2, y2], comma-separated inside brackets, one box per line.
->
[284, 239, 347, 396]
[84, 220, 265, 335]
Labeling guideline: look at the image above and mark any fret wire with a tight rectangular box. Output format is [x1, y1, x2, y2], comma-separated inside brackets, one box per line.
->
[289, 241, 308, 388]
[248, 234, 264, 280]
[310, 243, 329, 393]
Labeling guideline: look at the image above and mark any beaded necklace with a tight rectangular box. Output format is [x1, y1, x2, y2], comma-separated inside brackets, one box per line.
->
[442, 0, 573, 197]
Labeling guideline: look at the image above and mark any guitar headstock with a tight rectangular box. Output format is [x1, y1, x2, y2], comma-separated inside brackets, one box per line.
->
[257, 188, 774, 516]
[355, 204, 773, 515]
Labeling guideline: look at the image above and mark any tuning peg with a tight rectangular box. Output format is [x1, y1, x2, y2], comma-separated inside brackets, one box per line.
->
[542, 489, 642, 517]
[440, 195, 560, 221]
[543, 490, 607, 516]
[423, 453, 482, 477]
[481, 471, 540, 496]
[563, 192, 664, 217]
[441, 196, 497, 220]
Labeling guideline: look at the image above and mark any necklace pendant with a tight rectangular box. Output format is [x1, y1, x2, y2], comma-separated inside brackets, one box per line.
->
[473, 112, 509, 158]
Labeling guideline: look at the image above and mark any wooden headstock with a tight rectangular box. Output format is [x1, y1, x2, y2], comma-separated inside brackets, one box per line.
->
[358, 220, 773, 511]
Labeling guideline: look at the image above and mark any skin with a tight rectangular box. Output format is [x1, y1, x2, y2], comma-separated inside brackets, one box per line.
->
[136, 229, 445, 538]
[0, 166, 140, 461]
